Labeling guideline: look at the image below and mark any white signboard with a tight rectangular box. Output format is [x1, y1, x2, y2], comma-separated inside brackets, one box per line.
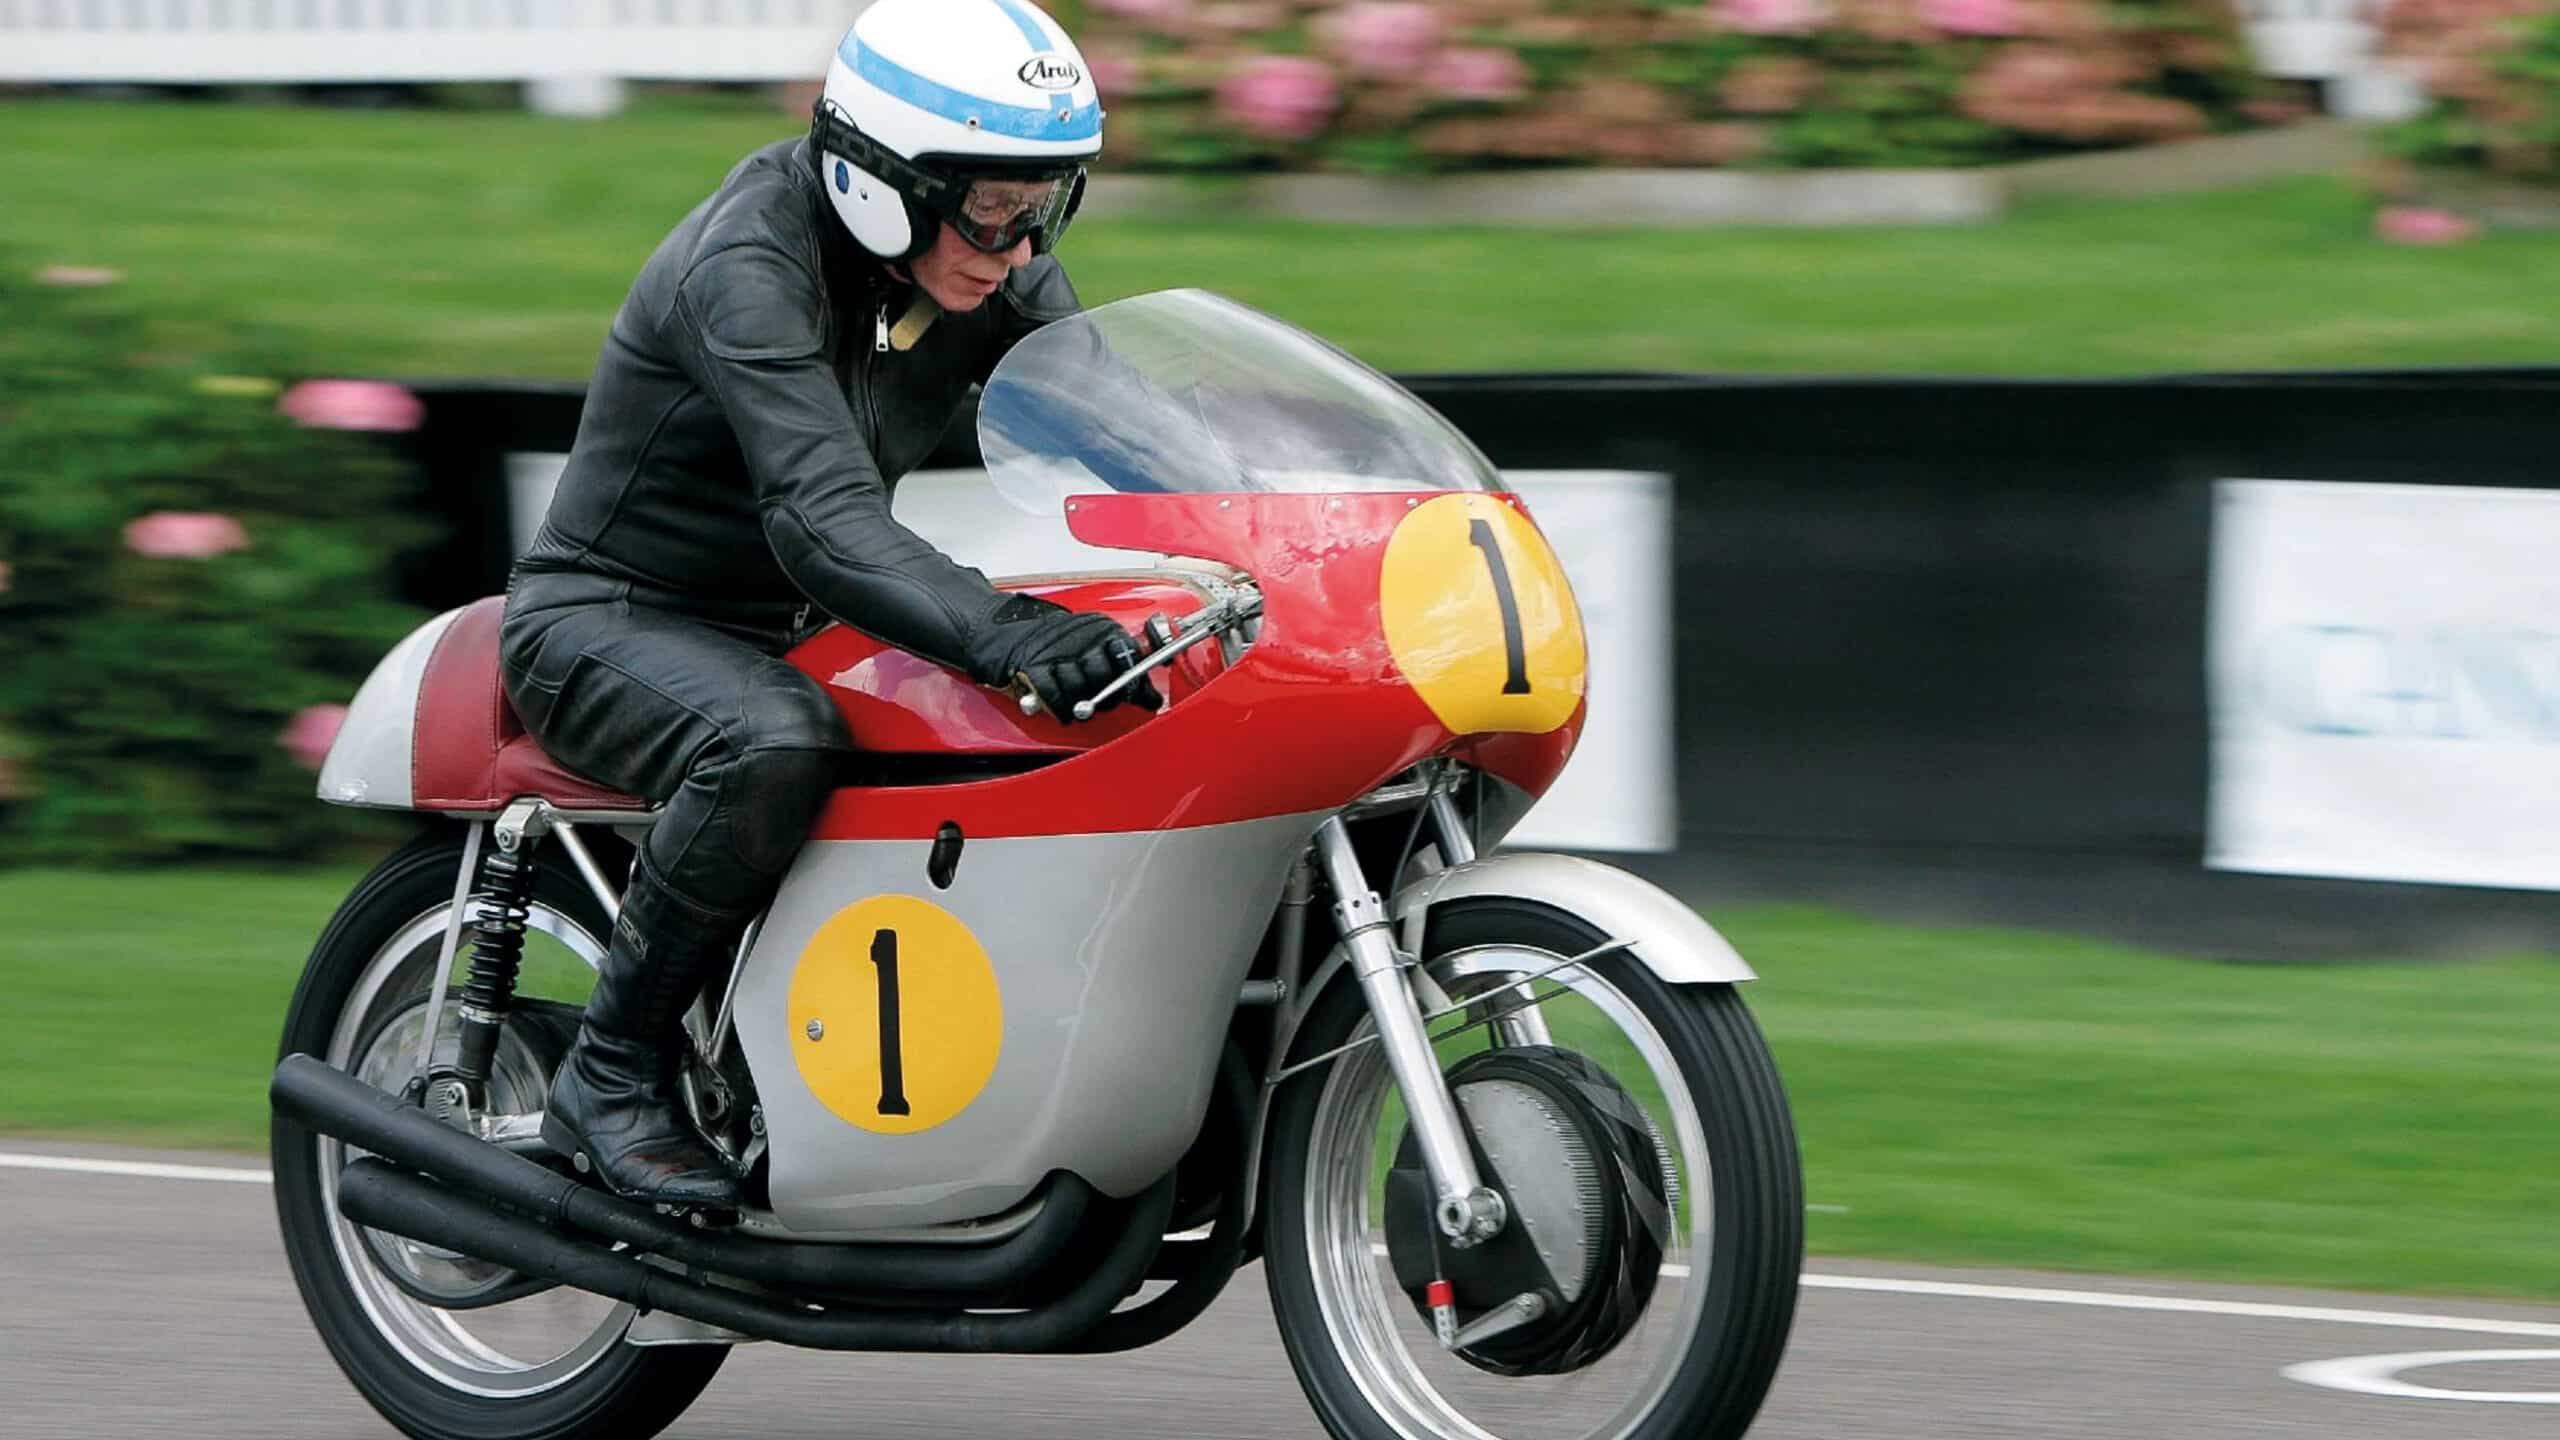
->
[2208, 479, 2560, 891]
[507, 456, 1675, 852]
[2237, 0, 2385, 78]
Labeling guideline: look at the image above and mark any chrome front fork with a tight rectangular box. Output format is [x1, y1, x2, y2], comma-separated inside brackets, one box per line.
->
[1311, 816, 1508, 1246]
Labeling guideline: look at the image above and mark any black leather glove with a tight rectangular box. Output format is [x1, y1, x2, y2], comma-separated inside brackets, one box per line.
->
[970, 594, 1161, 721]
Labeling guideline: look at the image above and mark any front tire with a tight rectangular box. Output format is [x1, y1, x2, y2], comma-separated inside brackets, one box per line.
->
[272, 827, 725, 1440]
[1263, 898, 1802, 1440]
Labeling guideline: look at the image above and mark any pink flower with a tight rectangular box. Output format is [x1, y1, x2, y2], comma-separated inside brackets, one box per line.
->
[1090, 0, 1190, 21]
[1325, 3, 1442, 77]
[1709, 0, 1829, 36]
[1426, 47, 1530, 102]
[2374, 205, 2478, 246]
[278, 379, 426, 433]
[124, 511, 249, 560]
[279, 704, 349, 772]
[1923, 0, 2017, 36]
[1218, 56, 1340, 141]
[1086, 49, 1141, 95]
[1722, 56, 1820, 114]
[1199, 2, 1285, 31]
[36, 264, 122, 286]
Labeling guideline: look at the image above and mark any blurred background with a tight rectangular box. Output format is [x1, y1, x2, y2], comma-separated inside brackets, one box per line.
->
[1, 0, 2554, 1338]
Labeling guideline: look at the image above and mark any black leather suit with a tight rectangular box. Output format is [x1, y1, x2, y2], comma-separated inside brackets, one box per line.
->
[499, 136, 1080, 936]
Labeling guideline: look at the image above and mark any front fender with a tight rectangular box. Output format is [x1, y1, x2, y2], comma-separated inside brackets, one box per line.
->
[1248, 851, 1753, 1232]
[1392, 852, 1757, 985]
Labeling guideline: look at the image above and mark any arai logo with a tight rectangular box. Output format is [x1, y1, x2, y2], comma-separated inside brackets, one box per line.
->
[1017, 53, 1083, 90]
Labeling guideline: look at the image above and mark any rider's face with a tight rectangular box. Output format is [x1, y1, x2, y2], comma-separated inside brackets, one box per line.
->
[909, 220, 1034, 314]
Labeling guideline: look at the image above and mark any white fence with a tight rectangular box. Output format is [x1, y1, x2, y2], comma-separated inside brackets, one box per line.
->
[3, 0, 2411, 116]
[0, 0, 868, 84]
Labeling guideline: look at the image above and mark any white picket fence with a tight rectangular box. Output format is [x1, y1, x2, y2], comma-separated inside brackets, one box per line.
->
[0, 0, 869, 85]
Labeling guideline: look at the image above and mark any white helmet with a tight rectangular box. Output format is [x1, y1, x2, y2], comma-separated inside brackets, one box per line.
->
[813, 0, 1102, 263]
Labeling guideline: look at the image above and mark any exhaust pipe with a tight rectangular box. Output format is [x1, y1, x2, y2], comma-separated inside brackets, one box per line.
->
[271, 1052, 1090, 1299]
[338, 1156, 1175, 1353]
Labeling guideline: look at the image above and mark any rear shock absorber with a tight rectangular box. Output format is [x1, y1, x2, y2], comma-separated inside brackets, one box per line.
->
[441, 801, 549, 1114]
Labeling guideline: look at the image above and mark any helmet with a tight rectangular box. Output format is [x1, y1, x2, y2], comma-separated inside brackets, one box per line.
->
[813, 0, 1102, 264]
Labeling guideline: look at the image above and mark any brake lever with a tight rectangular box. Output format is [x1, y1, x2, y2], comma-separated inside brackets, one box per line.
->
[1013, 592, 1262, 720]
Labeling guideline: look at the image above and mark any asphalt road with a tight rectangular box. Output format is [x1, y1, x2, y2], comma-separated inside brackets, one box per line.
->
[3, 1140, 2554, 1439]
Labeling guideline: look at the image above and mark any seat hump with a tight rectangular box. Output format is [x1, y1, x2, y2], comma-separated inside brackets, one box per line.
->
[411, 596, 653, 813]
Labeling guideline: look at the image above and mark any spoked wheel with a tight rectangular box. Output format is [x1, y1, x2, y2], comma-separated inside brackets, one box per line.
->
[1265, 898, 1802, 1440]
[272, 828, 725, 1440]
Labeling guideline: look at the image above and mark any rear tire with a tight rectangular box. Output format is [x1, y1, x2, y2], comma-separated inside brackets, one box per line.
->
[1263, 898, 1802, 1440]
[272, 827, 726, 1440]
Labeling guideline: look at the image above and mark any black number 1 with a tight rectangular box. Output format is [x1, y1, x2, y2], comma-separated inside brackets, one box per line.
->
[870, 929, 911, 1117]
[1468, 518, 1533, 696]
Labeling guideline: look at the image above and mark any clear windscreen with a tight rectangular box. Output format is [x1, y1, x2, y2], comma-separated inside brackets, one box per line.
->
[978, 289, 1502, 513]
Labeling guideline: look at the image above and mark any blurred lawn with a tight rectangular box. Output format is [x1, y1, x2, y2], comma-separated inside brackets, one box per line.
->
[4, 98, 2556, 378]
[5, 865, 2553, 1300]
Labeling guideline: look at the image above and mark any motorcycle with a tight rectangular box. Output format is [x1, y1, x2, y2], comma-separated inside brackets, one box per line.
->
[269, 289, 1803, 1440]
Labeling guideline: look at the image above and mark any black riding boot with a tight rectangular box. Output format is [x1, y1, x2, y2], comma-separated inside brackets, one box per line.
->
[541, 866, 744, 1209]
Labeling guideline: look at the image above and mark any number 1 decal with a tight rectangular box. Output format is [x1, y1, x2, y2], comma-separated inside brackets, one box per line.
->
[870, 928, 911, 1117]
[790, 895, 1000, 1134]
[1467, 517, 1533, 695]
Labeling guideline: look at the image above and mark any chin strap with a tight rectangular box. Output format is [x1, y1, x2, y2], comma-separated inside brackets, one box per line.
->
[888, 292, 941, 352]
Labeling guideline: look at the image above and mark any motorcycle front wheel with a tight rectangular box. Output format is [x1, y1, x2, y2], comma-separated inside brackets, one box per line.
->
[271, 826, 725, 1440]
[1264, 896, 1803, 1440]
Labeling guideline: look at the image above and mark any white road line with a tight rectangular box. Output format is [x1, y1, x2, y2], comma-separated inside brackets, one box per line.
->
[7, 1153, 2555, 1343]
[2282, 1349, 2560, 1404]
[1799, 1274, 2560, 1340]
[0, 1151, 272, 1185]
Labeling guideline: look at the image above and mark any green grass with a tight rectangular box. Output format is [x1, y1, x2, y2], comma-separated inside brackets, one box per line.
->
[4, 864, 2554, 1301]
[4, 98, 2555, 379]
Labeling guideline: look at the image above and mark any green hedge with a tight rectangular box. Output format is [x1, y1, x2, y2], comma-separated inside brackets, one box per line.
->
[0, 262, 433, 865]
[2379, 0, 2560, 189]
[1076, 0, 2284, 173]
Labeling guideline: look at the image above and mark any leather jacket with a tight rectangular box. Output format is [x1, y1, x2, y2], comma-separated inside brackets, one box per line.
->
[507, 136, 1080, 675]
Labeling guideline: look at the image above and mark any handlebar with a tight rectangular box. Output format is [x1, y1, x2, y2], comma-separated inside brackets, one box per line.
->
[1010, 586, 1262, 721]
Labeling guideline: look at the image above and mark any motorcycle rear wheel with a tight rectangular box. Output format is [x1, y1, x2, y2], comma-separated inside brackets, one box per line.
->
[1263, 896, 1802, 1440]
[272, 826, 725, 1440]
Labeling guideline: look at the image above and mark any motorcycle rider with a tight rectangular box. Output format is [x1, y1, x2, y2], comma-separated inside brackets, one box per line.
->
[499, 0, 1144, 1209]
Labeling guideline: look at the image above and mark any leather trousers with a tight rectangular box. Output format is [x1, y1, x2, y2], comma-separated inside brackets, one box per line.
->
[498, 572, 854, 942]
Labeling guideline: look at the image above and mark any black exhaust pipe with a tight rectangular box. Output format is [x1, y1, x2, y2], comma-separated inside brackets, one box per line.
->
[271, 1052, 1090, 1299]
[338, 1156, 1175, 1353]
[1056, 1042, 1257, 1354]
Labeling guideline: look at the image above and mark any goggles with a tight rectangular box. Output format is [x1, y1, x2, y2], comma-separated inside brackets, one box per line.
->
[813, 101, 1088, 256]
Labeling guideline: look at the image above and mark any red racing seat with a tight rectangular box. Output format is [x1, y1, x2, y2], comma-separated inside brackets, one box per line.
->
[410, 597, 655, 814]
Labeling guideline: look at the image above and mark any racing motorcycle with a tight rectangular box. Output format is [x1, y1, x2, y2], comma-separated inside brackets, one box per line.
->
[269, 289, 1803, 1440]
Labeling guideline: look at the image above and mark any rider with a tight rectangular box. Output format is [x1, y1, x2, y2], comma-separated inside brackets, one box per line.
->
[499, 0, 1145, 1209]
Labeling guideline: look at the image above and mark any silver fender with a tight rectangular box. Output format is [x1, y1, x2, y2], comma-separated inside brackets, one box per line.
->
[1279, 850, 1755, 1080]
[1392, 852, 1758, 985]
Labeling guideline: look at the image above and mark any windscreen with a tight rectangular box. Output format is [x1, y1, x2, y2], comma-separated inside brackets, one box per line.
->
[977, 289, 1502, 514]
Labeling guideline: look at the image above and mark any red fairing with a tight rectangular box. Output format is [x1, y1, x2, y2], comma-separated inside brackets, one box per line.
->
[1468, 708, 1585, 803]
[805, 493, 1460, 841]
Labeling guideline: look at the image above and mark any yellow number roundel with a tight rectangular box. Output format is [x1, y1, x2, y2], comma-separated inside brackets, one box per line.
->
[786, 895, 1002, 1135]
[1380, 494, 1587, 736]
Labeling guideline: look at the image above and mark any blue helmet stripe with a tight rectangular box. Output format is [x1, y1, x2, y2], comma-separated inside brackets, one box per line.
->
[986, 0, 1054, 51]
[840, 35, 1099, 144]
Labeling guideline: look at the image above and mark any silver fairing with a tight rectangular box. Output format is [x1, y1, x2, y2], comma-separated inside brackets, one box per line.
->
[317, 605, 466, 810]
[735, 811, 1322, 1234]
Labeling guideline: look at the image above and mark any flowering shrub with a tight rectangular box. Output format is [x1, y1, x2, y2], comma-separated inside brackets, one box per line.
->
[1075, 0, 2276, 171]
[2377, 0, 2560, 187]
[0, 261, 433, 865]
